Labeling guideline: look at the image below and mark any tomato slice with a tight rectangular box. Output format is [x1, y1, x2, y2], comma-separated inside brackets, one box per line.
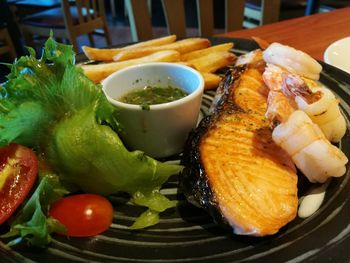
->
[0, 143, 39, 225]
[49, 194, 114, 237]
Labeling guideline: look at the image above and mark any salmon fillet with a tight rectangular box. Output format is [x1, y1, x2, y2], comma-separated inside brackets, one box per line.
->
[181, 62, 298, 236]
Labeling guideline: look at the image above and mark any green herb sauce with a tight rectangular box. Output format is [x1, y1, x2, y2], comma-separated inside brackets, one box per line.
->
[119, 85, 188, 107]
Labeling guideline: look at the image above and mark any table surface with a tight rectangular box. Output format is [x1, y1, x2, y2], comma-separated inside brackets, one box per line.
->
[219, 7, 350, 61]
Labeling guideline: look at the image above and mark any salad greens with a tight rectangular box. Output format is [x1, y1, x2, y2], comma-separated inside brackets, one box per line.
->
[1, 174, 68, 247]
[0, 38, 182, 246]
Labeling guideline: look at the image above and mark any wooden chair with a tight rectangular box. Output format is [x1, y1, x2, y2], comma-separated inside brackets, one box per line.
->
[244, 0, 281, 28]
[305, 0, 350, 15]
[20, 0, 111, 52]
[125, 0, 153, 42]
[0, 27, 17, 59]
[125, 0, 281, 42]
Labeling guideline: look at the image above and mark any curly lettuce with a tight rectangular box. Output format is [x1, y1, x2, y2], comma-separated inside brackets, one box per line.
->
[0, 38, 182, 245]
[1, 174, 68, 247]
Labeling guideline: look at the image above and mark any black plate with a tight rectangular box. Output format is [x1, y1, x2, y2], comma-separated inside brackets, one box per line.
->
[1, 38, 350, 263]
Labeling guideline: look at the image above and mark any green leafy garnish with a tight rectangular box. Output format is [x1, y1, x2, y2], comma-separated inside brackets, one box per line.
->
[0, 37, 182, 246]
[1, 174, 69, 247]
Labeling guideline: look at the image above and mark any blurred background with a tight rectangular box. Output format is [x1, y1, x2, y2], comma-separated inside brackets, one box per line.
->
[1, 0, 350, 82]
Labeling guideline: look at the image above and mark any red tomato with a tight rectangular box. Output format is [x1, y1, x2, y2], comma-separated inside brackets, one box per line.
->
[49, 194, 114, 237]
[0, 143, 39, 225]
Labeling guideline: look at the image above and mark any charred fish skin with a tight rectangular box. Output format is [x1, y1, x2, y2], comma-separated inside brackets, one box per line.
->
[209, 66, 247, 115]
[180, 116, 221, 221]
[181, 67, 246, 227]
[181, 59, 298, 236]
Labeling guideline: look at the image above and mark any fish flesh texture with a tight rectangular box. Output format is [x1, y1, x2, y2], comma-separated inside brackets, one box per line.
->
[181, 60, 298, 236]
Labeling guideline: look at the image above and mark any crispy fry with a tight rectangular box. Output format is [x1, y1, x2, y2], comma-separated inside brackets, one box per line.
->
[181, 43, 234, 61]
[123, 35, 177, 49]
[82, 35, 177, 61]
[80, 36, 238, 90]
[113, 38, 211, 61]
[188, 51, 236, 73]
[82, 46, 122, 61]
[201, 72, 223, 90]
[81, 50, 180, 83]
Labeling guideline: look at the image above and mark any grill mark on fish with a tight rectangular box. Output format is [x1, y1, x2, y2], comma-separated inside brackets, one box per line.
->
[181, 63, 298, 236]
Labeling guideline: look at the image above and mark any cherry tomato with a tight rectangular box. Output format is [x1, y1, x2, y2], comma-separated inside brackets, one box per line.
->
[0, 143, 39, 225]
[49, 194, 114, 237]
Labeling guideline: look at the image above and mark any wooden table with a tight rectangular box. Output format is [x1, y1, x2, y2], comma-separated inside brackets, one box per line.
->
[219, 7, 350, 61]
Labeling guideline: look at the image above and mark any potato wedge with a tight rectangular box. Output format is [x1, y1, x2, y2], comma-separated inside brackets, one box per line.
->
[82, 35, 177, 61]
[188, 51, 236, 73]
[81, 50, 181, 83]
[181, 43, 234, 61]
[201, 72, 222, 90]
[113, 38, 211, 61]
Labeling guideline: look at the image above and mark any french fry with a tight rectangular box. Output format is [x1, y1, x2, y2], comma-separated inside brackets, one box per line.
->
[82, 46, 122, 61]
[113, 38, 211, 61]
[201, 72, 222, 90]
[181, 43, 234, 61]
[80, 35, 238, 90]
[123, 35, 177, 50]
[188, 51, 236, 73]
[82, 35, 177, 61]
[81, 50, 181, 83]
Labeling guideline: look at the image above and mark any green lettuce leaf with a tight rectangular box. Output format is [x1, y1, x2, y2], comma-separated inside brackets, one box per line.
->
[0, 37, 183, 243]
[1, 174, 69, 247]
[0, 102, 52, 147]
[129, 209, 160, 230]
[48, 106, 182, 195]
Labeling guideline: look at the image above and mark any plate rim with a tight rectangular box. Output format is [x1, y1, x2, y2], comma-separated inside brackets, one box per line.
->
[324, 36, 350, 74]
[1, 37, 350, 263]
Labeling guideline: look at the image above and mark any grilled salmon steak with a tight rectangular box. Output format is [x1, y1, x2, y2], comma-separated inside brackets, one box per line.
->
[181, 55, 298, 236]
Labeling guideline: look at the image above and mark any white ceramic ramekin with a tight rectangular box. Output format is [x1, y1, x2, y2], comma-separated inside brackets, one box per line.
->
[102, 62, 204, 158]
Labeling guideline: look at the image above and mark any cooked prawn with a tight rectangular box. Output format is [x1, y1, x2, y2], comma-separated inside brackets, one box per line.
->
[263, 63, 346, 143]
[263, 64, 296, 126]
[272, 110, 348, 183]
[262, 44, 348, 183]
[263, 43, 322, 80]
[282, 74, 346, 143]
[235, 49, 264, 67]
[265, 90, 296, 126]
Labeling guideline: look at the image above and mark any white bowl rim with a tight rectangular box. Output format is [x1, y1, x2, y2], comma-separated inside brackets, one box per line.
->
[324, 36, 350, 66]
[102, 62, 205, 111]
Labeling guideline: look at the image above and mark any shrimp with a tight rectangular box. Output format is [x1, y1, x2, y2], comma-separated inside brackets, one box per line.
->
[263, 43, 322, 80]
[263, 64, 296, 126]
[263, 62, 346, 143]
[272, 110, 348, 183]
[265, 90, 296, 126]
[235, 49, 264, 68]
[262, 44, 348, 183]
[282, 74, 347, 143]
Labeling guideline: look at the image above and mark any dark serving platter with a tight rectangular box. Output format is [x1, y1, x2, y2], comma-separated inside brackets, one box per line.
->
[0, 38, 349, 262]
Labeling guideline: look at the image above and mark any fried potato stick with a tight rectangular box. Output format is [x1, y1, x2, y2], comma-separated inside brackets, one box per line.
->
[188, 51, 236, 73]
[113, 38, 211, 61]
[81, 50, 180, 83]
[201, 72, 223, 90]
[181, 43, 234, 61]
[82, 35, 177, 61]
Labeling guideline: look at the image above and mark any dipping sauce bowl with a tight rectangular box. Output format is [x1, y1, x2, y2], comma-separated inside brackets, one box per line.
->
[102, 62, 204, 158]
